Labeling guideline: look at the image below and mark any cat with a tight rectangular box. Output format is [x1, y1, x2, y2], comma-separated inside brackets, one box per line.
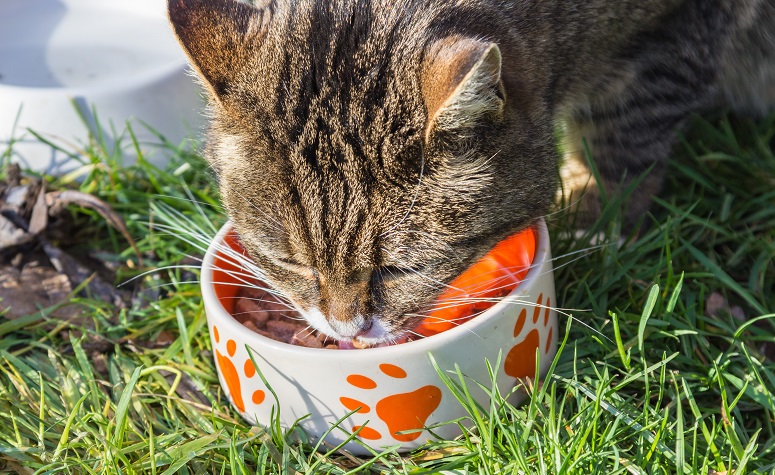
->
[168, 0, 775, 344]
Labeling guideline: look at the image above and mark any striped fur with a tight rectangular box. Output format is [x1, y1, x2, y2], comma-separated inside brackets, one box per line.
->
[169, 0, 774, 341]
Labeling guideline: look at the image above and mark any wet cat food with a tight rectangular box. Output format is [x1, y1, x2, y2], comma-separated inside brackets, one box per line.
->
[231, 286, 340, 348]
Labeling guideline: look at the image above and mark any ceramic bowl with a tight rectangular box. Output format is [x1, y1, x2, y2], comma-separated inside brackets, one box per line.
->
[201, 220, 558, 454]
[0, 0, 204, 174]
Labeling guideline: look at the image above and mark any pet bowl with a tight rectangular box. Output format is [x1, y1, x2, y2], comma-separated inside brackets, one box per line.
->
[201, 220, 558, 454]
[0, 0, 204, 174]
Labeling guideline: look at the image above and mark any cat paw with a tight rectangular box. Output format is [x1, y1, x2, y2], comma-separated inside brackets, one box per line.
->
[340, 364, 443, 442]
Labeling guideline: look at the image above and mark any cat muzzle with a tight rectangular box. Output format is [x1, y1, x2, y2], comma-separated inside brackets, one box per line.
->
[328, 314, 374, 339]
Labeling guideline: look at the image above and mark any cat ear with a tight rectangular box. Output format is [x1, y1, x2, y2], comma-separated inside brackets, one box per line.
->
[421, 38, 504, 141]
[168, 0, 268, 102]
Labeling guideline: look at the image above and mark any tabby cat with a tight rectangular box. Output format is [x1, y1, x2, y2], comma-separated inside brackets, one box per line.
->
[168, 0, 775, 344]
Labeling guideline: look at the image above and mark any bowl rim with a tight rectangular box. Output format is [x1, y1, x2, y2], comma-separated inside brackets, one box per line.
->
[201, 218, 552, 358]
[0, 0, 188, 96]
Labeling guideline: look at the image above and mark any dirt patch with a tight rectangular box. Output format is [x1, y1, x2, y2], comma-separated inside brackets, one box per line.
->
[0, 164, 137, 321]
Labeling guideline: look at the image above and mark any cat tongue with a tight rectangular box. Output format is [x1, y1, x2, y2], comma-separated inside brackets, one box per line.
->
[338, 335, 411, 349]
[337, 339, 373, 349]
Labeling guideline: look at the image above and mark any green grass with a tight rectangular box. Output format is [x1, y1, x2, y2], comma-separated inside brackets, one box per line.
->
[0, 113, 773, 474]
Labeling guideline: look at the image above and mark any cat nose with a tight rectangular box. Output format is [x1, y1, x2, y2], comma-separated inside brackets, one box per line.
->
[328, 314, 373, 338]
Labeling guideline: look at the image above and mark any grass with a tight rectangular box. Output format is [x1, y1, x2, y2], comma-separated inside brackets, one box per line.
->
[0, 112, 773, 474]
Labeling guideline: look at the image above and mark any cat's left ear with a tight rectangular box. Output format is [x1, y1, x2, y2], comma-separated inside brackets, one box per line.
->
[168, 0, 269, 103]
[421, 38, 505, 142]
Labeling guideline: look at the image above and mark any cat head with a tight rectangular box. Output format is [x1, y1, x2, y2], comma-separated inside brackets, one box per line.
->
[169, 0, 556, 343]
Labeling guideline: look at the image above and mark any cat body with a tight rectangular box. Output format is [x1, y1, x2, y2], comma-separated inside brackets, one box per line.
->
[169, 0, 775, 343]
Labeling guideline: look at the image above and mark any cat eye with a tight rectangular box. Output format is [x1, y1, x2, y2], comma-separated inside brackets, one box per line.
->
[278, 257, 302, 267]
[277, 258, 318, 281]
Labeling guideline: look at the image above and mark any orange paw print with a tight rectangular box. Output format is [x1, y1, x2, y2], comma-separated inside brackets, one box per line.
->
[340, 364, 442, 442]
[212, 325, 266, 413]
[504, 292, 554, 379]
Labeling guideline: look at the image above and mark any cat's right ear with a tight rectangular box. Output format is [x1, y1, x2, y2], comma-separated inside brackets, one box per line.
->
[168, 0, 268, 103]
[421, 38, 504, 142]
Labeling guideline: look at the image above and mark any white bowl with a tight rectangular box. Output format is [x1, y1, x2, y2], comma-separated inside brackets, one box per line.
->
[201, 220, 558, 454]
[0, 0, 205, 174]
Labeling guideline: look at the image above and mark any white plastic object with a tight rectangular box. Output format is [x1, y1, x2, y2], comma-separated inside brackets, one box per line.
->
[0, 0, 205, 174]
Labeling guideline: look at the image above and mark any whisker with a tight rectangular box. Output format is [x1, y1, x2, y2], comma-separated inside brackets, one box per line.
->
[381, 151, 425, 236]
[403, 312, 487, 342]
[149, 191, 225, 213]
[421, 296, 606, 341]
[402, 328, 426, 339]
[225, 296, 295, 308]
[235, 190, 284, 228]
[380, 229, 457, 255]
[150, 203, 220, 239]
[541, 192, 590, 221]
[119, 263, 202, 287]
[426, 294, 582, 315]
[297, 325, 316, 339]
[232, 309, 301, 316]
[146, 185, 611, 346]
[381, 248, 465, 293]
[136, 279, 289, 303]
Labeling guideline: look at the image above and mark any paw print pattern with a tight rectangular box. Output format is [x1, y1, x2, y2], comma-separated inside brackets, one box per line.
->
[504, 292, 554, 379]
[340, 364, 443, 442]
[212, 325, 266, 413]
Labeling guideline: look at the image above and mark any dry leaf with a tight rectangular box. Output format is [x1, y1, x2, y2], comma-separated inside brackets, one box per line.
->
[46, 190, 143, 263]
